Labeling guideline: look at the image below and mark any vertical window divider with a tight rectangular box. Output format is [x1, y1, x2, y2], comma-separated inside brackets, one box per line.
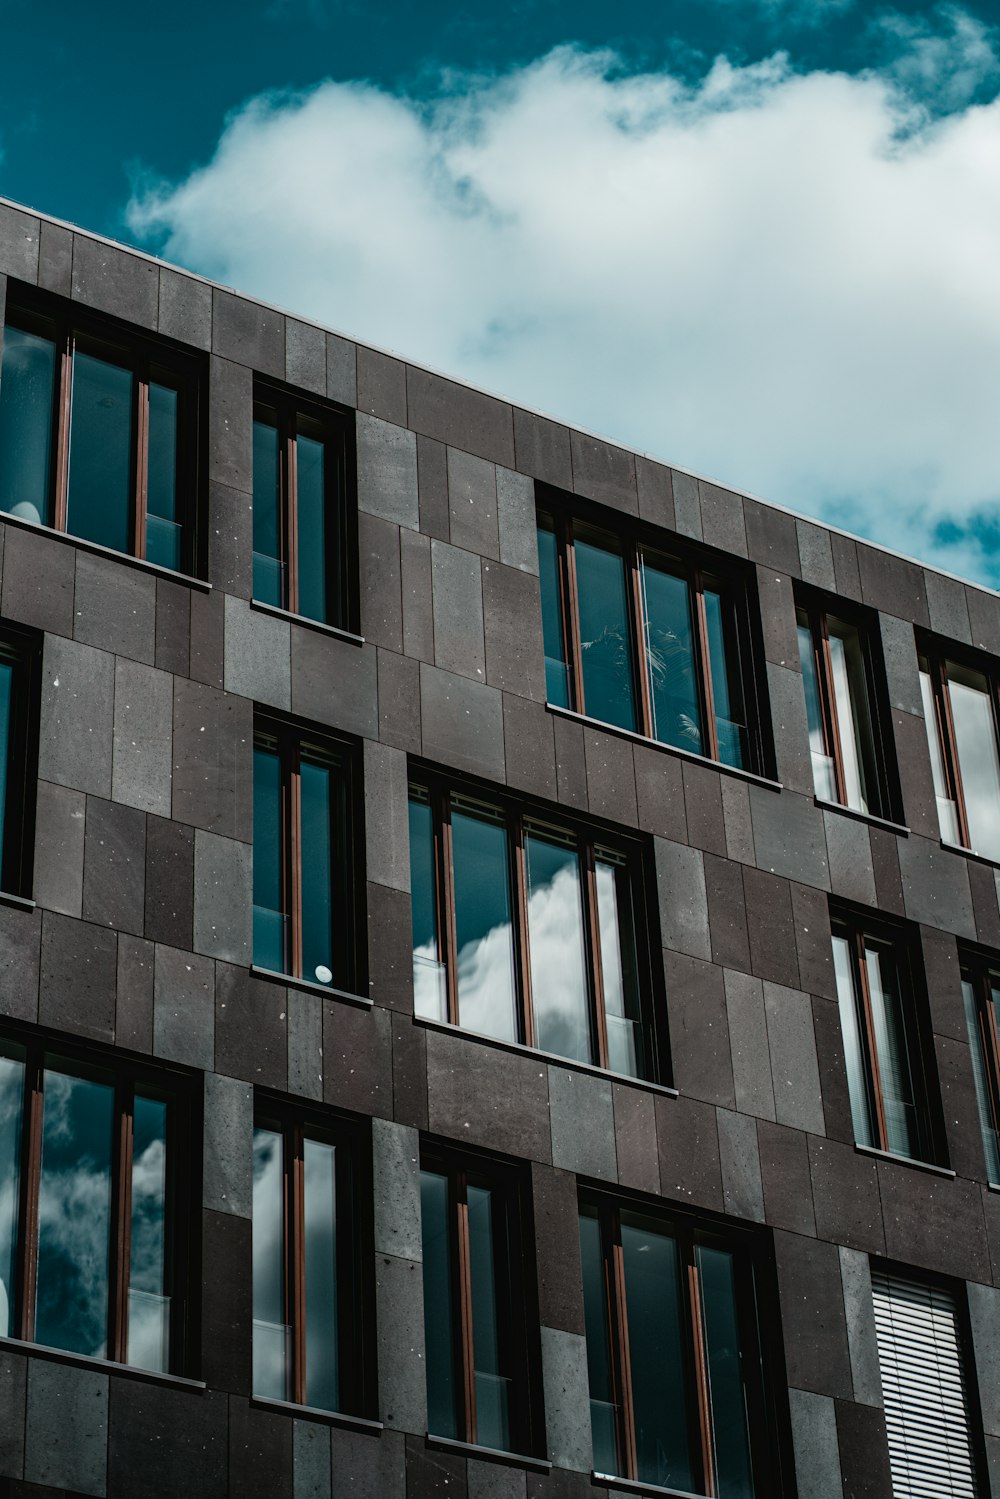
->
[454, 1170, 478, 1445]
[628, 543, 653, 737]
[603, 1212, 637, 1482]
[134, 367, 150, 561]
[934, 660, 972, 849]
[288, 742, 304, 982]
[852, 928, 890, 1151]
[562, 518, 586, 715]
[685, 1248, 717, 1499]
[977, 976, 1000, 1149]
[440, 793, 460, 1028]
[53, 332, 72, 533]
[693, 569, 721, 763]
[109, 1081, 135, 1363]
[816, 612, 849, 806]
[286, 422, 300, 617]
[512, 817, 535, 1048]
[290, 1122, 307, 1406]
[582, 843, 610, 1070]
[16, 1054, 44, 1342]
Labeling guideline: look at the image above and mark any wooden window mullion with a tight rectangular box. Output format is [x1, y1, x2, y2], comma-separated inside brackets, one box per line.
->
[816, 613, 849, 805]
[686, 1244, 717, 1498]
[513, 817, 535, 1048]
[290, 1124, 307, 1405]
[286, 422, 300, 616]
[15, 1053, 44, 1342]
[628, 543, 653, 738]
[853, 928, 890, 1151]
[287, 741, 304, 981]
[52, 327, 72, 534]
[134, 370, 150, 561]
[440, 795, 460, 1027]
[583, 845, 610, 1070]
[109, 1083, 134, 1364]
[934, 661, 972, 848]
[977, 970, 1000, 1151]
[693, 570, 721, 762]
[606, 1214, 638, 1481]
[562, 518, 586, 715]
[454, 1171, 478, 1445]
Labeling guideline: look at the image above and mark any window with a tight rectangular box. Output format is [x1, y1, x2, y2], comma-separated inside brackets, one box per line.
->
[580, 1198, 771, 1496]
[408, 779, 659, 1078]
[0, 1033, 192, 1372]
[420, 1152, 535, 1454]
[872, 1271, 981, 1499]
[0, 293, 200, 570]
[252, 717, 360, 991]
[831, 913, 937, 1164]
[252, 1104, 369, 1414]
[253, 389, 355, 629]
[961, 951, 1000, 1183]
[538, 506, 762, 771]
[919, 646, 1000, 862]
[0, 625, 40, 898]
[796, 599, 894, 817]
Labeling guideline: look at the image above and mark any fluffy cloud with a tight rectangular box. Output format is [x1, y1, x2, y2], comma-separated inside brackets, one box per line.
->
[128, 22, 1000, 584]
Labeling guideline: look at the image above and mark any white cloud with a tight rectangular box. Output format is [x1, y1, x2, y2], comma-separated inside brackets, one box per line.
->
[874, 3, 1000, 113]
[128, 29, 1000, 583]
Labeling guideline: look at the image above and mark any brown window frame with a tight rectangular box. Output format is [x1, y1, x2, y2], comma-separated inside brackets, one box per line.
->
[420, 1144, 540, 1456]
[1, 289, 204, 573]
[0, 1027, 196, 1374]
[252, 1098, 373, 1417]
[919, 638, 1000, 857]
[0, 622, 41, 899]
[581, 1193, 777, 1496]
[961, 949, 1000, 1181]
[410, 772, 665, 1082]
[538, 496, 767, 774]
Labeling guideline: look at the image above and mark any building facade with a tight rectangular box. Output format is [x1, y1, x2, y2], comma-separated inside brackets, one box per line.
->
[0, 194, 998, 1499]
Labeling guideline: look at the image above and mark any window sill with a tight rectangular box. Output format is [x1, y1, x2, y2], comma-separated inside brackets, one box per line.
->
[0, 1334, 206, 1391]
[413, 1014, 678, 1098]
[595, 1473, 708, 1499]
[544, 702, 782, 792]
[252, 1395, 382, 1432]
[940, 840, 1000, 871]
[856, 1144, 956, 1180]
[250, 597, 364, 647]
[250, 965, 373, 1007]
[426, 1434, 550, 1473]
[814, 798, 909, 837]
[986, 1181, 1000, 1194]
[0, 509, 211, 591]
[0, 889, 35, 912]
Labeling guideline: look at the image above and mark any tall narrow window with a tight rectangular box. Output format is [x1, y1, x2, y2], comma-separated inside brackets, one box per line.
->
[0, 1034, 191, 1373]
[797, 602, 892, 817]
[580, 1199, 769, 1497]
[872, 1272, 981, 1499]
[252, 391, 354, 629]
[961, 951, 1000, 1183]
[831, 914, 937, 1164]
[537, 506, 760, 772]
[420, 1154, 533, 1455]
[252, 718, 358, 992]
[252, 1106, 367, 1414]
[0, 297, 200, 570]
[920, 648, 1000, 863]
[0, 627, 40, 899]
[408, 781, 656, 1079]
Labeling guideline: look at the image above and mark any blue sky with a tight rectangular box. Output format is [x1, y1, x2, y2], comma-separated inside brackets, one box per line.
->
[2, 0, 999, 584]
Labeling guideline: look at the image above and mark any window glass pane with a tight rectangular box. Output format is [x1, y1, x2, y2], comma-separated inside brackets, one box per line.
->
[832, 934, 875, 1148]
[253, 1127, 288, 1400]
[452, 806, 518, 1043]
[0, 1046, 25, 1338]
[468, 1184, 511, 1451]
[865, 941, 920, 1159]
[580, 1209, 618, 1477]
[253, 419, 283, 607]
[253, 744, 286, 974]
[642, 557, 702, 754]
[704, 587, 747, 769]
[920, 665, 960, 843]
[409, 793, 447, 1022]
[537, 517, 569, 708]
[66, 350, 134, 554]
[296, 433, 329, 624]
[620, 1214, 693, 1491]
[575, 534, 637, 732]
[526, 829, 592, 1065]
[146, 383, 181, 570]
[300, 755, 336, 988]
[0, 324, 55, 526]
[0, 660, 12, 874]
[798, 618, 836, 801]
[948, 663, 1000, 861]
[962, 976, 1000, 1183]
[697, 1245, 755, 1499]
[595, 856, 644, 1078]
[828, 618, 873, 814]
[421, 1169, 459, 1439]
[35, 1066, 114, 1358]
[304, 1136, 338, 1411]
[128, 1093, 170, 1372]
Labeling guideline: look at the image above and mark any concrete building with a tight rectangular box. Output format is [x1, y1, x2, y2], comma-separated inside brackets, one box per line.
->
[0, 193, 998, 1499]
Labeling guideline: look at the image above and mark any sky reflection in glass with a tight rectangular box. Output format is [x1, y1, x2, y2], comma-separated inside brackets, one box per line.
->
[526, 830, 591, 1064]
[127, 1093, 170, 1372]
[252, 1126, 288, 1400]
[0, 325, 55, 526]
[0, 1049, 24, 1339]
[452, 806, 517, 1043]
[66, 351, 133, 554]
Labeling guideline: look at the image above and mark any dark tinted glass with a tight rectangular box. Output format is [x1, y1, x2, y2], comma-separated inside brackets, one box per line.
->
[698, 1244, 755, 1499]
[252, 1126, 288, 1400]
[948, 662, 1000, 861]
[421, 1169, 459, 1439]
[595, 854, 644, 1078]
[798, 616, 836, 801]
[575, 533, 637, 732]
[296, 432, 328, 623]
[864, 940, 921, 1159]
[0, 1046, 25, 1338]
[537, 515, 569, 707]
[127, 1092, 170, 1372]
[35, 1066, 115, 1357]
[253, 744, 285, 973]
[146, 382, 181, 570]
[832, 932, 875, 1149]
[468, 1183, 511, 1450]
[963, 972, 1000, 1182]
[642, 557, 701, 754]
[704, 586, 747, 768]
[300, 754, 336, 987]
[253, 419, 283, 607]
[526, 828, 591, 1064]
[66, 350, 134, 553]
[304, 1136, 339, 1410]
[621, 1214, 693, 1490]
[409, 792, 446, 1022]
[0, 659, 11, 868]
[580, 1208, 618, 1476]
[0, 323, 55, 526]
[452, 805, 517, 1043]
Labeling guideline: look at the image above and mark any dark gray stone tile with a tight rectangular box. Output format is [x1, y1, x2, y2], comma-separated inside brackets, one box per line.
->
[112, 658, 173, 816]
[203, 1069, 253, 1216]
[212, 287, 284, 375]
[766, 660, 814, 796]
[791, 880, 836, 999]
[284, 317, 326, 396]
[426, 1026, 550, 1161]
[38, 220, 72, 296]
[919, 924, 964, 1041]
[654, 837, 710, 960]
[158, 266, 213, 350]
[496, 467, 539, 574]
[208, 355, 253, 492]
[706, 852, 752, 972]
[326, 332, 358, 407]
[357, 346, 407, 426]
[400, 527, 434, 661]
[925, 568, 972, 645]
[682, 760, 726, 856]
[744, 866, 799, 988]
[431, 539, 485, 682]
[548, 1066, 616, 1180]
[725, 969, 775, 1120]
[367, 886, 411, 1019]
[970, 858, 1000, 948]
[287, 987, 324, 1102]
[699, 481, 747, 556]
[937, 1032, 988, 1182]
[72, 233, 157, 326]
[330, 1427, 404, 1499]
[193, 829, 252, 964]
[227, 1395, 293, 1499]
[718, 1107, 765, 1222]
[540, 1327, 592, 1473]
[757, 566, 799, 669]
[788, 1389, 842, 1499]
[968, 1281, 1000, 1438]
[208, 479, 253, 596]
[796, 519, 836, 592]
[665, 949, 734, 1107]
[144, 816, 194, 950]
[391, 1010, 428, 1131]
[448, 448, 499, 560]
[839, 1245, 883, 1409]
[809, 1135, 884, 1253]
[858, 545, 929, 627]
[40, 910, 116, 1042]
[879, 1158, 990, 1282]
[32, 781, 85, 917]
[294, 1420, 331, 1499]
[721, 775, 756, 865]
[223, 594, 290, 710]
[633, 744, 686, 843]
[744, 498, 800, 575]
[0, 1346, 26, 1480]
[83, 796, 145, 936]
[831, 532, 863, 601]
[322, 1001, 392, 1115]
[553, 713, 588, 809]
[635, 454, 674, 531]
[0, 904, 41, 1024]
[774, 1230, 852, 1399]
[377, 647, 421, 754]
[878, 612, 922, 716]
[74, 550, 155, 663]
[372, 1117, 421, 1261]
[532, 1162, 585, 1334]
[24, 1359, 107, 1495]
[612, 1084, 659, 1195]
[968, 586, 1000, 656]
[189, 587, 226, 689]
[172, 678, 253, 841]
[502, 693, 557, 802]
[358, 510, 402, 652]
[655, 1093, 723, 1211]
[834, 1401, 892, 1498]
[152, 942, 215, 1070]
[375, 1255, 426, 1435]
[765, 980, 826, 1134]
[108, 1382, 227, 1499]
[484, 559, 546, 700]
[116, 932, 154, 1053]
[813, 993, 856, 1146]
[416, 434, 450, 543]
[892, 708, 938, 839]
[1, 525, 75, 638]
[570, 432, 637, 514]
[898, 834, 975, 940]
[513, 408, 572, 490]
[407, 366, 515, 468]
[290, 626, 378, 739]
[758, 1118, 816, 1234]
[364, 739, 410, 894]
[357, 412, 419, 530]
[584, 728, 638, 827]
[870, 827, 905, 917]
[420, 663, 505, 783]
[200, 1208, 252, 1394]
[468, 1459, 526, 1499]
[824, 809, 876, 906]
[0, 204, 40, 280]
[671, 469, 702, 540]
